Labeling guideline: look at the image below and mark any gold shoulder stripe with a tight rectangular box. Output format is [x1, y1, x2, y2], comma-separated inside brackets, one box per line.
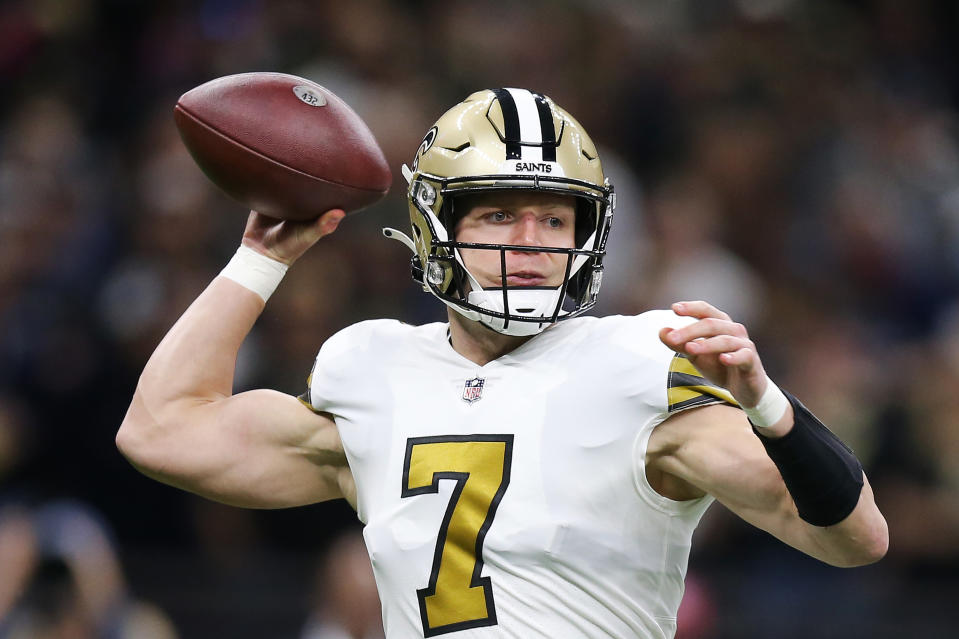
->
[299, 372, 320, 414]
[297, 370, 317, 412]
[669, 355, 702, 378]
[297, 392, 324, 414]
[667, 353, 739, 413]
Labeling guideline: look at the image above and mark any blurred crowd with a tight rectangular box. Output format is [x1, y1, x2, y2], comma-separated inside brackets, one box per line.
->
[1, 0, 958, 637]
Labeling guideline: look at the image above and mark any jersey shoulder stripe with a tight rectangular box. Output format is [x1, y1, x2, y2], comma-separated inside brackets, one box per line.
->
[297, 376, 317, 412]
[298, 370, 318, 412]
[667, 353, 739, 413]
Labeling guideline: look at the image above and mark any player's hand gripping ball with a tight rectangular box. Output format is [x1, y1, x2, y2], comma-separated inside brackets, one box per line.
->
[174, 72, 391, 220]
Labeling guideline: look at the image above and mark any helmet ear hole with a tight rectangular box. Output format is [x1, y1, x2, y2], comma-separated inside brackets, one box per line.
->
[442, 196, 464, 239]
[574, 198, 598, 248]
[564, 260, 591, 302]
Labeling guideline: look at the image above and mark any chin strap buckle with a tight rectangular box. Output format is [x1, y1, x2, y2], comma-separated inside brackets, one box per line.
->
[382, 227, 416, 253]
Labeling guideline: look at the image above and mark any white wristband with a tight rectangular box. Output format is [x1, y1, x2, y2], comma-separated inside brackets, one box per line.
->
[742, 377, 790, 428]
[219, 245, 288, 302]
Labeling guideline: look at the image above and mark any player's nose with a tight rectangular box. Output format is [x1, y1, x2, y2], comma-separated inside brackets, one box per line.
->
[510, 213, 543, 248]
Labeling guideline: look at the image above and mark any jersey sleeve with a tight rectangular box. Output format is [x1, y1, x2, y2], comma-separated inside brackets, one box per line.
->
[620, 310, 736, 513]
[297, 339, 342, 415]
[296, 372, 321, 412]
[608, 310, 740, 418]
[665, 352, 739, 414]
[298, 320, 382, 415]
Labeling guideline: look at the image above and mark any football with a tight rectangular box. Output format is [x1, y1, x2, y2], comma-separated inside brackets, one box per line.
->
[173, 72, 392, 220]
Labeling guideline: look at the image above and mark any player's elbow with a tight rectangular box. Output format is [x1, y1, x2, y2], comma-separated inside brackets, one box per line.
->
[834, 536, 888, 568]
[852, 517, 889, 566]
[116, 412, 188, 485]
[840, 484, 890, 567]
[830, 511, 889, 568]
[866, 530, 890, 565]
[116, 409, 157, 471]
[115, 390, 175, 475]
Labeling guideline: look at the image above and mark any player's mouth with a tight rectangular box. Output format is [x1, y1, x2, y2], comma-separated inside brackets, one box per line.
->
[503, 271, 548, 286]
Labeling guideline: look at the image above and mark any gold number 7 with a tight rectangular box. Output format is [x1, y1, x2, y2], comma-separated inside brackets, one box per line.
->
[402, 434, 514, 637]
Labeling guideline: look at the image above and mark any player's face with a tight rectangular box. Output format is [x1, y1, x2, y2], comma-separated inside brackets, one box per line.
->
[453, 192, 577, 289]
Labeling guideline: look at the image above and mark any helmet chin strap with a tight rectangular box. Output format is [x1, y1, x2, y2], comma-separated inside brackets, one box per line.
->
[466, 287, 563, 336]
[454, 249, 564, 336]
[382, 227, 416, 252]
[382, 228, 562, 337]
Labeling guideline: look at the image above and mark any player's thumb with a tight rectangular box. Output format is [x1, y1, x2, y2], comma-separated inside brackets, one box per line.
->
[316, 209, 346, 237]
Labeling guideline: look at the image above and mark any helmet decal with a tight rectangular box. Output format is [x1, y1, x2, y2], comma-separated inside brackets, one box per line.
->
[411, 126, 437, 173]
[490, 88, 557, 162]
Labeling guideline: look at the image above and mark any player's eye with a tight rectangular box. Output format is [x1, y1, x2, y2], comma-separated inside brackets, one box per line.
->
[546, 216, 563, 228]
[489, 211, 508, 222]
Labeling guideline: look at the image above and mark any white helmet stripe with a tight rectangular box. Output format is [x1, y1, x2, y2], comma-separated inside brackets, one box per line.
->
[533, 93, 558, 162]
[504, 88, 544, 162]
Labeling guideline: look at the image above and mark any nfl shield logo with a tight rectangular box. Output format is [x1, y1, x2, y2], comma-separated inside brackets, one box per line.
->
[462, 377, 485, 404]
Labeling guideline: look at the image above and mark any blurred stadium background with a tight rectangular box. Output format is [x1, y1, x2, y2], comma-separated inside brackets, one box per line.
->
[1, 0, 958, 637]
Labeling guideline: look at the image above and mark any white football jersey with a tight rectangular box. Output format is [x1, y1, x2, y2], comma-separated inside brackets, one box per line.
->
[306, 311, 735, 639]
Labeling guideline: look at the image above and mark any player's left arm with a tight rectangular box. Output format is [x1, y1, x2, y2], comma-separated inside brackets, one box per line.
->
[650, 300, 889, 568]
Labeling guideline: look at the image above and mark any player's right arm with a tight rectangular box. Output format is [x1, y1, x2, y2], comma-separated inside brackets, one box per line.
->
[116, 209, 354, 509]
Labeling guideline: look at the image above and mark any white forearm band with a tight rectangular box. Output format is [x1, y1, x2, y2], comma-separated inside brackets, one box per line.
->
[219, 245, 288, 302]
[743, 377, 790, 428]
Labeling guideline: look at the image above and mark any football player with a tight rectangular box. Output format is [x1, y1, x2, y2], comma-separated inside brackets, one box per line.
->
[117, 88, 887, 638]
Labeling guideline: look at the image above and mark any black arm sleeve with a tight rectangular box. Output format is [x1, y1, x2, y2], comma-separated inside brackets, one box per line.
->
[752, 391, 864, 527]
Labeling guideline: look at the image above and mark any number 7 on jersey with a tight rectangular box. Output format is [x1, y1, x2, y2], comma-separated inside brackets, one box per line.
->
[402, 435, 514, 637]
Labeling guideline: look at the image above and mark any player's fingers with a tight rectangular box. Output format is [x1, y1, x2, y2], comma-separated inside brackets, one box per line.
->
[247, 209, 286, 228]
[658, 326, 684, 354]
[685, 335, 754, 357]
[242, 210, 288, 247]
[289, 209, 345, 245]
[663, 318, 747, 348]
[659, 327, 686, 355]
[719, 347, 757, 370]
[671, 300, 732, 321]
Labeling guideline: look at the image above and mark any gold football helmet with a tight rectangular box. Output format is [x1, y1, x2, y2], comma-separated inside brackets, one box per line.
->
[383, 88, 614, 336]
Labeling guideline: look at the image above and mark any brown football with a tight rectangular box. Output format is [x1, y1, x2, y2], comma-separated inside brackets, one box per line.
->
[174, 72, 391, 220]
